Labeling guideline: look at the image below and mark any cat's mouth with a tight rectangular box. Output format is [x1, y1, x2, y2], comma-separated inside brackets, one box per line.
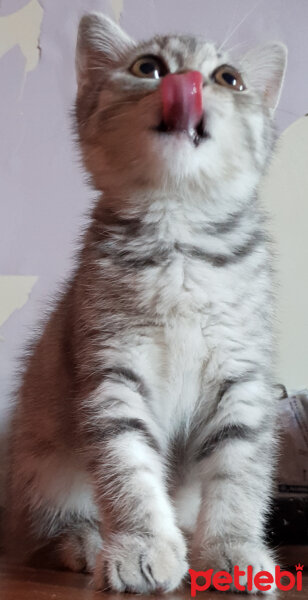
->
[153, 116, 209, 148]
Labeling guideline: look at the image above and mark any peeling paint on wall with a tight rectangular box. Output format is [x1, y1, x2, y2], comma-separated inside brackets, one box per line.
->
[0, 0, 43, 72]
[0, 276, 38, 340]
[110, 0, 123, 23]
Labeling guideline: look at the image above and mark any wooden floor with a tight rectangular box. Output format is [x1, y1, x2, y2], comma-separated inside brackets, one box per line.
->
[0, 563, 307, 600]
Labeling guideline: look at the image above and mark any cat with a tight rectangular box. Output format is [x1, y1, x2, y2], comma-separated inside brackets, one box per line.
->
[5, 12, 287, 594]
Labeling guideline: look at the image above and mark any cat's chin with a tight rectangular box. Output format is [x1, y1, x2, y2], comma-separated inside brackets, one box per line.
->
[147, 130, 213, 185]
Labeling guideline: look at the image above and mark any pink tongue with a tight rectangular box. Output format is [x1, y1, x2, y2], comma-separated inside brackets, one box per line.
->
[161, 71, 203, 134]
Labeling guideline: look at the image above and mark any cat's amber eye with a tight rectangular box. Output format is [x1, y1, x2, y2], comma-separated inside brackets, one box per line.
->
[130, 55, 168, 79]
[212, 65, 246, 91]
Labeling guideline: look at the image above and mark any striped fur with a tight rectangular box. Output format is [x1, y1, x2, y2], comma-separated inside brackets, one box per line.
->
[5, 13, 287, 595]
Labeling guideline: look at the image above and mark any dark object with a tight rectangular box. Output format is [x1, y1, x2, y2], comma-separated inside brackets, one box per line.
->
[269, 497, 308, 546]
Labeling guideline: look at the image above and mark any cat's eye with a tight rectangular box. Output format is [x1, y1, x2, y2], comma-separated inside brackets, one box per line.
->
[212, 65, 246, 91]
[130, 55, 168, 79]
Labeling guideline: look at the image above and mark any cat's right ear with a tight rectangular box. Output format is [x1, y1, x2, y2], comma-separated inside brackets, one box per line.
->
[76, 13, 135, 91]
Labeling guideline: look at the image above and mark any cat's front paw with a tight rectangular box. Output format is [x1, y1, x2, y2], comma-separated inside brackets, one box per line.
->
[191, 540, 276, 594]
[94, 531, 188, 593]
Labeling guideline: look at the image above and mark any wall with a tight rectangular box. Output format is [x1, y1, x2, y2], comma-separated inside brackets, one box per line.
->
[261, 117, 308, 389]
[0, 0, 308, 437]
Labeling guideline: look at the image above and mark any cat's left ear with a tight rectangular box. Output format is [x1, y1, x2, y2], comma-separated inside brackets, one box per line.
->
[241, 42, 287, 111]
[76, 13, 135, 91]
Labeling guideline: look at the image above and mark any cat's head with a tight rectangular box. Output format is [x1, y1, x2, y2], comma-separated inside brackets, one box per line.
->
[75, 14, 287, 199]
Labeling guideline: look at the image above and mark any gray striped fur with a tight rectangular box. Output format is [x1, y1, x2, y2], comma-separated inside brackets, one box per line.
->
[5, 13, 287, 595]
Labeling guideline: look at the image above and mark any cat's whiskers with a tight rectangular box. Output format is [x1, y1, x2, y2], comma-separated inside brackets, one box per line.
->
[242, 99, 297, 118]
[219, 0, 265, 52]
[226, 41, 249, 56]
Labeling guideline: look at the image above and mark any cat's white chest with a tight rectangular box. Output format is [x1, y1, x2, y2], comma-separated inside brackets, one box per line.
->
[140, 256, 213, 428]
[164, 313, 208, 425]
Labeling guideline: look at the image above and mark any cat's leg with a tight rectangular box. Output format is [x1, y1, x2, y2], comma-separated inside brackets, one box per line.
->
[191, 378, 277, 593]
[56, 518, 103, 572]
[81, 373, 187, 593]
[23, 514, 103, 571]
[6, 442, 101, 571]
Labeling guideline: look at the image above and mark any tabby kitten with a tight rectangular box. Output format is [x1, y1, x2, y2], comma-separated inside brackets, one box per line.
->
[6, 13, 287, 594]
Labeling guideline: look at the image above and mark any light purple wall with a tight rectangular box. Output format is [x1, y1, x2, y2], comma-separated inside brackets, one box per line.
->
[0, 0, 308, 424]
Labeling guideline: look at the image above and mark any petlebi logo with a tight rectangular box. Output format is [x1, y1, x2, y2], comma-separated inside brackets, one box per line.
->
[189, 563, 304, 595]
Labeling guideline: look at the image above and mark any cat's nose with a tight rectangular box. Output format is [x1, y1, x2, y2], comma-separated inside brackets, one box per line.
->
[161, 71, 203, 134]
